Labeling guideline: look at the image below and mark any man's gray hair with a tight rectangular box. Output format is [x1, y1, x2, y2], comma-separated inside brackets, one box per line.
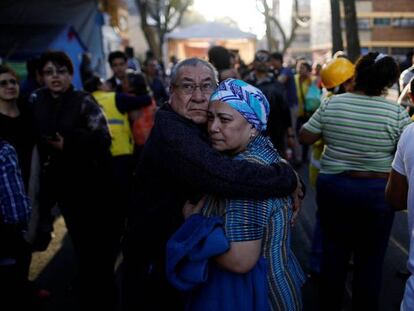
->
[170, 57, 219, 85]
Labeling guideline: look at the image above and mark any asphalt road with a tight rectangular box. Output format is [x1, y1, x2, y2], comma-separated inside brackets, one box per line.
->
[293, 165, 409, 311]
[29, 165, 409, 310]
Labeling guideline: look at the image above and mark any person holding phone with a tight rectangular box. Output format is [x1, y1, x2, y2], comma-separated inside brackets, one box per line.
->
[29, 51, 118, 310]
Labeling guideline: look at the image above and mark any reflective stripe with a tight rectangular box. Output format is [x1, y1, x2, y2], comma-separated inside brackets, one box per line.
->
[93, 91, 134, 156]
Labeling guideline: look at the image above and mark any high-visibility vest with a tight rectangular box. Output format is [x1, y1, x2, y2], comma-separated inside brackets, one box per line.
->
[93, 90, 134, 156]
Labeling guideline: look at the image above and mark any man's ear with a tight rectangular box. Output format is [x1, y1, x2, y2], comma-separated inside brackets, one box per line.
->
[169, 84, 175, 95]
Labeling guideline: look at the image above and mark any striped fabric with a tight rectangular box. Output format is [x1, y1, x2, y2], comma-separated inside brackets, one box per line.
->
[202, 135, 305, 310]
[303, 92, 412, 174]
[210, 78, 270, 132]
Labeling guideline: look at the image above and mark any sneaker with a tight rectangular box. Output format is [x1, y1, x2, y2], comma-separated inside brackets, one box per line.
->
[33, 288, 51, 299]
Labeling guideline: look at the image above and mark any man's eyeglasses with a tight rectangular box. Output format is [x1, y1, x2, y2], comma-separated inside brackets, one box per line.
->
[0, 79, 17, 87]
[43, 68, 69, 77]
[175, 82, 216, 95]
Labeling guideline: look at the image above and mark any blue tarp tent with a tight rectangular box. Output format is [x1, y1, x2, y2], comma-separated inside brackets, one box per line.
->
[0, 24, 86, 90]
[0, 0, 106, 79]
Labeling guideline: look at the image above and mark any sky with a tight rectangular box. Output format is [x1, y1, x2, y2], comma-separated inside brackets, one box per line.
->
[192, 0, 266, 39]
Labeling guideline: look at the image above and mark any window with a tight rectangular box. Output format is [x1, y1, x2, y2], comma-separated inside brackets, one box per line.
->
[392, 48, 414, 56]
[341, 18, 371, 29]
[358, 19, 371, 29]
[371, 47, 388, 54]
[392, 18, 414, 28]
[374, 18, 391, 26]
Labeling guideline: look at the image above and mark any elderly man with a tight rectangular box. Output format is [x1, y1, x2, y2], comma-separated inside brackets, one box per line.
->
[122, 58, 302, 310]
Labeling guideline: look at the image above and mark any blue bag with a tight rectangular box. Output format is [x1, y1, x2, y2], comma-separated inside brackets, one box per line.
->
[305, 82, 321, 113]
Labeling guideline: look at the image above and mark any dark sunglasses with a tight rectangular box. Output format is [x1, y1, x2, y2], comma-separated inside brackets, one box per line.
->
[0, 79, 17, 87]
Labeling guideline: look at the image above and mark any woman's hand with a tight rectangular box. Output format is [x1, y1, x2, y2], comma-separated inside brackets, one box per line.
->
[182, 196, 206, 219]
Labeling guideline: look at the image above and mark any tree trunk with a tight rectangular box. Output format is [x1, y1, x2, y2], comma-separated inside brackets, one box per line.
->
[261, 0, 300, 53]
[330, 0, 343, 55]
[343, 0, 360, 62]
[158, 31, 165, 61]
[136, 0, 161, 60]
[263, 0, 277, 51]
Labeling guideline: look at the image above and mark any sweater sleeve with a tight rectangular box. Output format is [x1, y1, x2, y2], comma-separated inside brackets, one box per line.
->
[64, 94, 112, 158]
[153, 110, 297, 199]
[115, 93, 152, 113]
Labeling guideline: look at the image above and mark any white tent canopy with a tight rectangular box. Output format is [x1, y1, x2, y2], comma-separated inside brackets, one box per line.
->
[165, 22, 257, 65]
[166, 22, 256, 40]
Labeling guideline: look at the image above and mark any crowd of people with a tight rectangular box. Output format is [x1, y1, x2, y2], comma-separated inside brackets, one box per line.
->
[0, 44, 413, 311]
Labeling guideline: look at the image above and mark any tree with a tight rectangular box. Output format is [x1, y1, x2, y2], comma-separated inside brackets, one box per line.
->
[261, 0, 278, 52]
[180, 8, 206, 27]
[343, 0, 360, 62]
[257, 0, 307, 53]
[330, 0, 343, 55]
[135, 0, 193, 60]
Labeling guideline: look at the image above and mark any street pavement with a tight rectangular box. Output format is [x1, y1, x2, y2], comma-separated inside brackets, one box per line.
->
[29, 164, 409, 310]
[293, 165, 408, 311]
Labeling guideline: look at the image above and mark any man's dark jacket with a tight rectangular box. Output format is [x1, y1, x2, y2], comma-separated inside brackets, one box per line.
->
[126, 104, 297, 255]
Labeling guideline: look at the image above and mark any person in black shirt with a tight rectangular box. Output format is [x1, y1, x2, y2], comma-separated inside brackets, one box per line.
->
[245, 50, 295, 159]
[30, 51, 117, 310]
[106, 51, 129, 91]
[0, 65, 35, 186]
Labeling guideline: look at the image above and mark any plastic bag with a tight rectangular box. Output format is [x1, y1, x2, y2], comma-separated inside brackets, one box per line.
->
[305, 82, 321, 113]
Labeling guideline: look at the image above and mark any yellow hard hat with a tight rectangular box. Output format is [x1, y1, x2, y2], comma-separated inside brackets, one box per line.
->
[321, 58, 355, 89]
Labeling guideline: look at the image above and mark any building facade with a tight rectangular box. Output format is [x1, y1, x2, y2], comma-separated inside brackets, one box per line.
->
[311, 0, 414, 63]
[273, 0, 312, 62]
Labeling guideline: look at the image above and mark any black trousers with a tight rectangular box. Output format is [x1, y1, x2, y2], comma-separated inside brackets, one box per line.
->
[121, 232, 184, 311]
[0, 226, 32, 309]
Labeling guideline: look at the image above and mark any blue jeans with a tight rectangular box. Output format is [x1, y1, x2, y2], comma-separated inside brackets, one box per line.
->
[309, 212, 323, 274]
[316, 173, 394, 311]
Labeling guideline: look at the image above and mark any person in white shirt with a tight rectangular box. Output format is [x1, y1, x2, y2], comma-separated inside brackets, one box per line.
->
[386, 77, 414, 311]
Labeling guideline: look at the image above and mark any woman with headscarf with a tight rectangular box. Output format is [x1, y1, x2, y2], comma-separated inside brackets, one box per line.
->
[168, 79, 305, 310]
[299, 52, 412, 310]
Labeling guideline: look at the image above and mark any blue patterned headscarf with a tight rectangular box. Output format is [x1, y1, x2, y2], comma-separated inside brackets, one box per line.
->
[210, 78, 270, 132]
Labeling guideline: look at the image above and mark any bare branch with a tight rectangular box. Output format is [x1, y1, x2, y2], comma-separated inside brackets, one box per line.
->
[269, 15, 287, 49]
[256, 0, 302, 52]
[167, 0, 192, 31]
[136, 0, 192, 59]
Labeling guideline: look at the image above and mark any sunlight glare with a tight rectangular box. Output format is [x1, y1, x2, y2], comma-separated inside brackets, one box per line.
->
[192, 0, 266, 39]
